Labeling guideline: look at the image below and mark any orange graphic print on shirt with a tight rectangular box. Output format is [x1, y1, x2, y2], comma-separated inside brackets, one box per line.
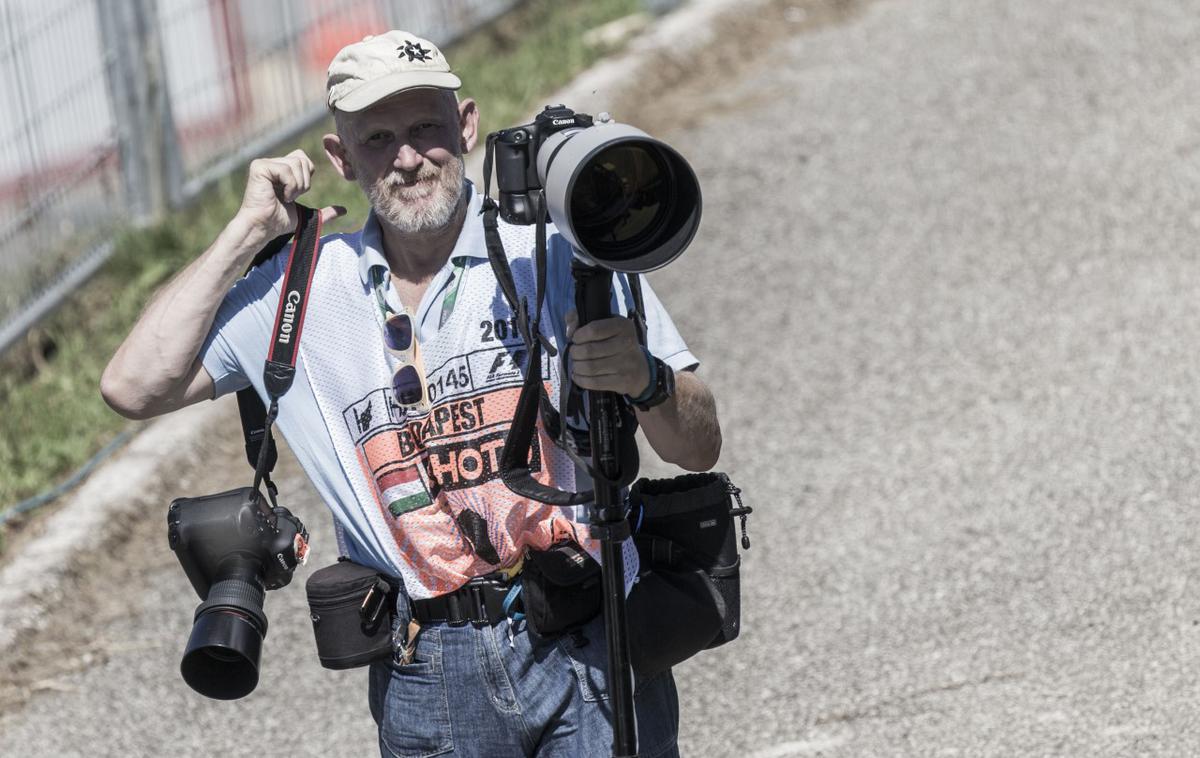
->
[342, 346, 582, 596]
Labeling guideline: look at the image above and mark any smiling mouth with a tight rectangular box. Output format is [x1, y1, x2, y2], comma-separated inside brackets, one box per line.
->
[390, 179, 435, 199]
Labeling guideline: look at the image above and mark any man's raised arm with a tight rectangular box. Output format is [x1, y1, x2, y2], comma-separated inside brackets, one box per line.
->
[100, 150, 342, 419]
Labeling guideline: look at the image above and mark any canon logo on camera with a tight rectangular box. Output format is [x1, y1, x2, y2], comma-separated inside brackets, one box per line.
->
[551, 118, 574, 127]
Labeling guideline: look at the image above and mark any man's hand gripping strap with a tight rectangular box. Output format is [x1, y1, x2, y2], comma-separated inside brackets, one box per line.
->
[237, 204, 323, 494]
[264, 204, 322, 398]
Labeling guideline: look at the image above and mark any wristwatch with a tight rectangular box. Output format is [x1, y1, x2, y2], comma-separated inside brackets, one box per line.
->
[629, 353, 675, 411]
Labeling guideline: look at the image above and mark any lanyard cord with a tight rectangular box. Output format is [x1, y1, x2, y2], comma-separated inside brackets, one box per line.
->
[370, 258, 467, 324]
[370, 266, 392, 318]
[440, 259, 466, 328]
[252, 401, 279, 508]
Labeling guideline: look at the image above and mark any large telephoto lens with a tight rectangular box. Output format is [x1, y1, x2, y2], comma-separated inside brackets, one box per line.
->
[179, 558, 268, 700]
[539, 123, 701, 273]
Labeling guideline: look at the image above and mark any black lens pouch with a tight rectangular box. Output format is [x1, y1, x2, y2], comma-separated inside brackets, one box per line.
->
[522, 540, 602, 636]
[305, 558, 398, 669]
[626, 472, 751, 676]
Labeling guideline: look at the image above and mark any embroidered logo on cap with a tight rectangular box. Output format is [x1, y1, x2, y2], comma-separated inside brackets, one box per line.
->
[398, 40, 433, 62]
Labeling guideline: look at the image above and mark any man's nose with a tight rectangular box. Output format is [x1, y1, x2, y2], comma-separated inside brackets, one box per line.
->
[393, 143, 423, 172]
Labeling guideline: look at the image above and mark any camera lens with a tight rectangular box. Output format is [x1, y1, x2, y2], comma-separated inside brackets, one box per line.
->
[180, 569, 268, 700]
[204, 647, 244, 663]
[540, 124, 702, 273]
[569, 143, 672, 262]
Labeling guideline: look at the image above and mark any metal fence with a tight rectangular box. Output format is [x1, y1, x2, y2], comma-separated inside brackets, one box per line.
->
[0, 0, 517, 355]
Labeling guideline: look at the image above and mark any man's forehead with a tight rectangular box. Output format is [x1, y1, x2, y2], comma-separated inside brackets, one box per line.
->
[343, 90, 455, 128]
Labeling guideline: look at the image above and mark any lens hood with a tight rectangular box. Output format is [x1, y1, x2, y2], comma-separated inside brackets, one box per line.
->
[538, 122, 702, 273]
[180, 608, 264, 700]
[179, 573, 268, 700]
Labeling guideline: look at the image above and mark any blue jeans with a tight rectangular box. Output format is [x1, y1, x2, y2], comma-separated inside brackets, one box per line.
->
[367, 610, 680, 758]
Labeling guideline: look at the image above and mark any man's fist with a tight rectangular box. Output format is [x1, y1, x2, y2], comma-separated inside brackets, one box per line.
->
[565, 310, 652, 398]
[236, 149, 344, 240]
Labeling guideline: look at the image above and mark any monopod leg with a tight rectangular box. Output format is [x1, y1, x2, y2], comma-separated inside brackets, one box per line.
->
[573, 261, 638, 758]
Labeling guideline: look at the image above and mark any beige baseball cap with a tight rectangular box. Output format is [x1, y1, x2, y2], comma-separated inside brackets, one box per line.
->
[326, 31, 461, 112]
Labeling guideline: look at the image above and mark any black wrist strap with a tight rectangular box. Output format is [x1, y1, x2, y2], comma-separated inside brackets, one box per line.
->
[236, 205, 323, 501]
[627, 273, 647, 348]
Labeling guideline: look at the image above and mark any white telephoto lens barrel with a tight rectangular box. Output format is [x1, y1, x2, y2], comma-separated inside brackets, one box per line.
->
[537, 122, 702, 273]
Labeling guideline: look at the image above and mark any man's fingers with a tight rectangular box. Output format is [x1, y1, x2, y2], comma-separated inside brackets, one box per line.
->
[240, 152, 327, 238]
[570, 317, 634, 343]
[571, 363, 622, 379]
[258, 158, 300, 202]
[570, 370, 627, 394]
[295, 155, 313, 193]
[320, 205, 348, 224]
[262, 156, 308, 202]
[287, 149, 316, 178]
[291, 159, 310, 196]
[282, 158, 306, 201]
[570, 339, 626, 362]
[566, 314, 645, 396]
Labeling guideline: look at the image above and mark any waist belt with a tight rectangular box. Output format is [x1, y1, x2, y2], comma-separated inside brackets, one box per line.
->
[411, 575, 517, 626]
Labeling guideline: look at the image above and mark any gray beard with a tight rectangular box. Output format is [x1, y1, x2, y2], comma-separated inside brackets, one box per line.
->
[364, 155, 466, 234]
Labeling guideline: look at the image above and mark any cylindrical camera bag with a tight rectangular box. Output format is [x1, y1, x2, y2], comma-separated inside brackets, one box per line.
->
[626, 472, 751, 676]
[305, 558, 397, 669]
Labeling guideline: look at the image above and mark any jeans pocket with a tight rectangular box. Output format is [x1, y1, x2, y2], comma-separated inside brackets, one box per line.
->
[557, 624, 609, 704]
[379, 628, 454, 758]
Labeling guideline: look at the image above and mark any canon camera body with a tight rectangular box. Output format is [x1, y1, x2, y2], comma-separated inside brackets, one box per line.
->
[167, 487, 308, 700]
[492, 104, 594, 225]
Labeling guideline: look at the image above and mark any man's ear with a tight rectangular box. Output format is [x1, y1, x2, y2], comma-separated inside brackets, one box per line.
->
[322, 133, 356, 181]
[458, 98, 480, 154]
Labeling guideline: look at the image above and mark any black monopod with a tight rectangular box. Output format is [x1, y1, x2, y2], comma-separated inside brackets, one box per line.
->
[574, 260, 641, 757]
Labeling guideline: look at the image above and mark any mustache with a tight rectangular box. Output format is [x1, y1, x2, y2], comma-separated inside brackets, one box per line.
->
[379, 163, 451, 189]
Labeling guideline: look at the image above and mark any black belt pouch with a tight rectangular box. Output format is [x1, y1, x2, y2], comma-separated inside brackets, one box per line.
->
[626, 472, 749, 676]
[522, 540, 603, 636]
[305, 558, 397, 669]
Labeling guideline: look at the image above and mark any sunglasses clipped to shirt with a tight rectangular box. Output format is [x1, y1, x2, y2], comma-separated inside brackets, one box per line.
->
[383, 309, 430, 411]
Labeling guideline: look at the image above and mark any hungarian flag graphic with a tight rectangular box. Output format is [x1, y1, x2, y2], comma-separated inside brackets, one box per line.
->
[377, 466, 433, 517]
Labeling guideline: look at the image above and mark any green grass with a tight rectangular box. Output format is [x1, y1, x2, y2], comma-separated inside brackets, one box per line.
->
[0, 0, 640, 528]
[455, 0, 644, 137]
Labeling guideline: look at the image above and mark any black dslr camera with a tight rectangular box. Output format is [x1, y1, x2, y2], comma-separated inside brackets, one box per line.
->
[167, 487, 308, 700]
[490, 104, 701, 273]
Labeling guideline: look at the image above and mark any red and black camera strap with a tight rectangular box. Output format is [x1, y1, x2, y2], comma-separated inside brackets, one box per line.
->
[236, 204, 323, 502]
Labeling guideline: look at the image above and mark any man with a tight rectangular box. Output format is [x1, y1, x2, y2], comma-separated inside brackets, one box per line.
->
[101, 30, 720, 757]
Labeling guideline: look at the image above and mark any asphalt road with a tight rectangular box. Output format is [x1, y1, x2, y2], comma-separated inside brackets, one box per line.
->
[8, 0, 1200, 755]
